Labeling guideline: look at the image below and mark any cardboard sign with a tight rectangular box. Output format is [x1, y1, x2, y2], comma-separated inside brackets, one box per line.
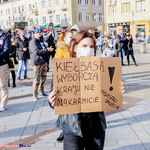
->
[53, 57, 123, 115]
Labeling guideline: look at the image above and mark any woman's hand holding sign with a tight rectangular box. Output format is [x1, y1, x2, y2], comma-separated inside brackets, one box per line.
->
[49, 90, 56, 107]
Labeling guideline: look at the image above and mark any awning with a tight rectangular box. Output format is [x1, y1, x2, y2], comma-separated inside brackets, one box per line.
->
[40, 23, 50, 29]
[53, 24, 60, 28]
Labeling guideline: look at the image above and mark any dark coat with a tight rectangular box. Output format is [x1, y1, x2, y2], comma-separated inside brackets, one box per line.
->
[45, 34, 56, 59]
[116, 34, 128, 49]
[55, 112, 106, 137]
[29, 37, 48, 66]
[16, 37, 30, 60]
[0, 29, 11, 66]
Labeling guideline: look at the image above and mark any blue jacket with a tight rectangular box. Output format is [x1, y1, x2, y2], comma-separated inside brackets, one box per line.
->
[116, 34, 128, 48]
[0, 29, 11, 66]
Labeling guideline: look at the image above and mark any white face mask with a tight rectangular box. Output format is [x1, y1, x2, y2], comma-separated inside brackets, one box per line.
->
[65, 38, 72, 46]
[77, 47, 95, 58]
[108, 43, 113, 49]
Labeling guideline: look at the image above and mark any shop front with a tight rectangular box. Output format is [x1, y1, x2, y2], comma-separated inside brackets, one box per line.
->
[108, 22, 130, 36]
[130, 20, 150, 42]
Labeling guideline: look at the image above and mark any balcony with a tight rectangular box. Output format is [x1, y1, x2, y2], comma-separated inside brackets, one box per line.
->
[61, 4, 67, 11]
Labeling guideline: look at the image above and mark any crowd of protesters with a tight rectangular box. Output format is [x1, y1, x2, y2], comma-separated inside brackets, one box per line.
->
[0, 23, 138, 149]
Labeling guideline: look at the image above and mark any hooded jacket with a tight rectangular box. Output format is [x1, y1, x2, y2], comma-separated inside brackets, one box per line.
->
[0, 29, 11, 66]
[71, 25, 80, 32]
[54, 40, 70, 58]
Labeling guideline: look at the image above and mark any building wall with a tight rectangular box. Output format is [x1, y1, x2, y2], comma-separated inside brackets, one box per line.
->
[106, 0, 150, 41]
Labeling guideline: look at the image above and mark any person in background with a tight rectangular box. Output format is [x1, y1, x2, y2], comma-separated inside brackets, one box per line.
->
[71, 24, 80, 36]
[16, 30, 30, 80]
[45, 30, 56, 72]
[0, 28, 11, 111]
[104, 33, 120, 56]
[116, 29, 128, 66]
[55, 31, 73, 58]
[8, 35, 18, 87]
[135, 33, 139, 44]
[53, 30, 73, 142]
[126, 33, 138, 66]
[102, 38, 117, 57]
[98, 34, 104, 53]
[29, 28, 54, 101]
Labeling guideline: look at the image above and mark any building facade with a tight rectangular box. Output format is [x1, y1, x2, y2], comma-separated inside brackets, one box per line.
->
[105, 0, 150, 41]
[0, 0, 104, 39]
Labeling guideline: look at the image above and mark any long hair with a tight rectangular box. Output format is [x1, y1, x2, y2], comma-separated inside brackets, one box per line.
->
[70, 30, 97, 58]
[59, 30, 72, 42]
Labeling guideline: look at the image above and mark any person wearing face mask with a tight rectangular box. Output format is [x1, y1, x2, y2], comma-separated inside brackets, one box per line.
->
[54, 31, 73, 58]
[49, 31, 105, 150]
[29, 28, 54, 101]
[71, 24, 80, 36]
[52, 30, 73, 142]
[102, 39, 117, 57]
[16, 30, 30, 80]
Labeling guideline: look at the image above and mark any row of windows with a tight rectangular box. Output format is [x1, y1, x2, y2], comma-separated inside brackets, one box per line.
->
[0, 5, 24, 16]
[79, 12, 103, 22]
[78, 0, 103, 5]
[109, 0, 145, 15]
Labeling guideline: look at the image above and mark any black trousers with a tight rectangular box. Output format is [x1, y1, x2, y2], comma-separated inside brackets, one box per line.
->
[64, 113, 105, 150]
[127, 50, 136, 65]
[8, 70, 16, 86]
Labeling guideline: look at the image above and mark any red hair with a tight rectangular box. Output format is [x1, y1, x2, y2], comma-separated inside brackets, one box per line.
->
[59, 30, 73, 42]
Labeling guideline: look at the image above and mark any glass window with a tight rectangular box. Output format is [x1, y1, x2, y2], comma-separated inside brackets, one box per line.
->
[22, 5, 24, 12]
[79, 13, 83, 22]
[121, 3, 130, 14]
[78, 0, 82, 4]
[98, 0, 102, 5]
[49, 16, 52, 22]
[49, 0, 51, 7]
[30, 18, 33, 26]
[1, 10, 3, 15]
[64, 0, 66, 4]
[92, 0, 95, 5]
[55, 0, 59, 6]
[56, 15, 60, 23]
[86, 13, 90, 22]
[41, 1, 45, 9]
[136, 0, 145, 12]
[42, 16, 46, 24]
[99, 13, 103, 22]
[29, 4, 32, 11]
[85, 0, 89, 4]
[36, 18, 38, 28]
[93, 13, 97, 22]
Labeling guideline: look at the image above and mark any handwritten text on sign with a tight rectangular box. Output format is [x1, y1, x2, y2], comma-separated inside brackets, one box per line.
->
[53, 57, 123, 115]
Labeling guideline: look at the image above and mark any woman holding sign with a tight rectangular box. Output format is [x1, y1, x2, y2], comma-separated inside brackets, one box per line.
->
[49, 31, 106, 150]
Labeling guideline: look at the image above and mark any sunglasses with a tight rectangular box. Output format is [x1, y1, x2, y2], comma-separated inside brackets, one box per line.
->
[126, 35, 130, 36]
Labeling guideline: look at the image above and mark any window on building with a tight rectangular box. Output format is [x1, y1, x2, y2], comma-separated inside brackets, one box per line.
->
[79, 13, 83, 22]
[99, 13, 103, 22]
[18, 6, 20, 13]
[49, 16, 52, 22]
[86, 13, 90, 22]
[64, 0, 66, 4]
[49, 0, 51, 7]
[6, 9, 7, 15]
[1, 10, 2, 16]
[98, 0, 102, 5]
[85, 0, 89, 4]
[30, 18, 33, 26]
[64, 14, 67, 23]
[22, 5, 24, 12]
[121, 3, 130, 14]
[78, 0, 82, 4]
[136, 0, 145, 12]
[29, 4, 32, 11]
[41, 1, 45, 9]
[93, 13, 97, 22]
[35, 2, 38, 10]
[56, 15, 60, 23]
[55, 0, 59, 6]
[108, 4, 116, 15]
[42, 16, 46, 24]
[92, 0, 95, 5]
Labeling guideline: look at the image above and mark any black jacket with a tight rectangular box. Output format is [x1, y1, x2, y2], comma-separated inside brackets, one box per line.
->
[29, 37, 48, 66]
[116, 34, 128, 49]
[0, 29, 11, 66]
[16, 37, 30, 60]
[55, 113, 106, 137]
